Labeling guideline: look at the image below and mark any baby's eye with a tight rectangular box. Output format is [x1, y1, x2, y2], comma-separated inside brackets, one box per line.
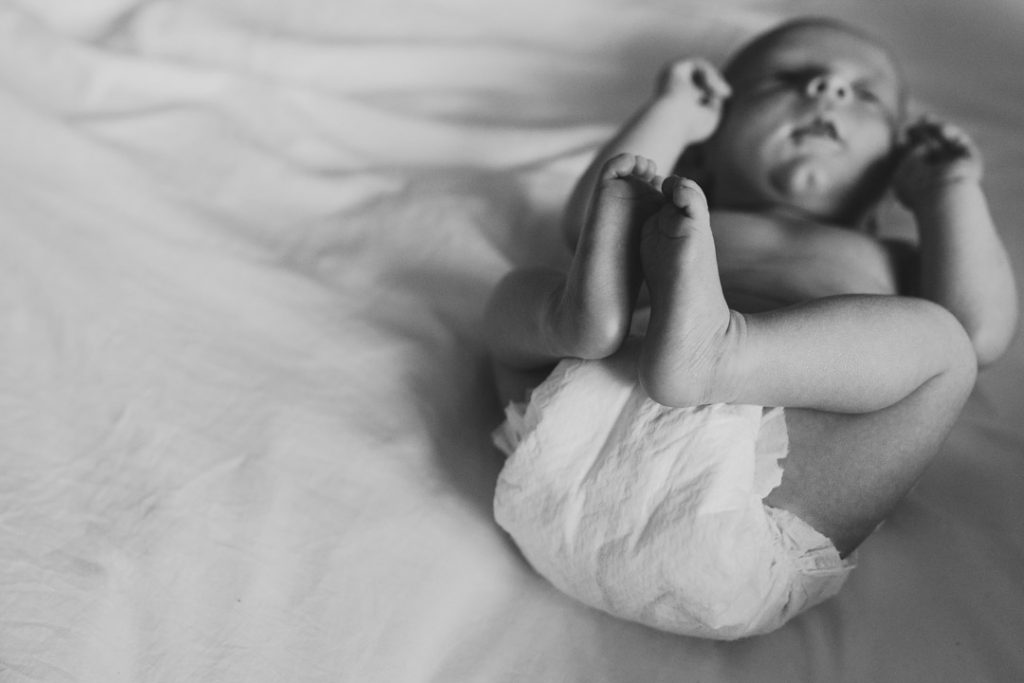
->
[853, 84, 879, 102]
[773, 70, 811, 88]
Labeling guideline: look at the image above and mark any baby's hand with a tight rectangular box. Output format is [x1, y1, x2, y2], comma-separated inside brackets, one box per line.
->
[893, 117, 984, 210]
[656, 58, 731, 142]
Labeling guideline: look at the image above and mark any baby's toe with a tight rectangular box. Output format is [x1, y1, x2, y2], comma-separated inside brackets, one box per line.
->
[662, 176, 709, 223]
[601, 153, 653, 181]
[601, 153, 634, 179]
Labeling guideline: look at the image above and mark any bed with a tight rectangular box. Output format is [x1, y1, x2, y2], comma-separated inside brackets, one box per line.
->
[1, 0, 1022, 681]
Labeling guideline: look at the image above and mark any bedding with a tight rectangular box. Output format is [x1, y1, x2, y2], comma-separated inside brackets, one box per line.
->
[1, 0, 1022, 681]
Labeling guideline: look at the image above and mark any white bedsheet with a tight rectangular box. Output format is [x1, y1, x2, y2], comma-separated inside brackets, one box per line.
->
[1, 1, 1022, 681]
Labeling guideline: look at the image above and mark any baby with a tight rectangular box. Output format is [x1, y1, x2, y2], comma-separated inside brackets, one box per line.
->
[485, 17, 1018, 639]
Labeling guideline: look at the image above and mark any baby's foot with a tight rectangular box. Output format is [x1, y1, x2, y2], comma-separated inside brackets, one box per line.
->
[562, 153, 664, 358]
[590, 152, 665, 227]
[638, 176, 738, 406]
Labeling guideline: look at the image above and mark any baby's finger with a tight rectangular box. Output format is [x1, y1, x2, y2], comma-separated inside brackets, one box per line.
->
[903, 118, 964, 160]
[938, 123, 979, 156]
[905, 118, 942, 144]
[910, 121, 972, 162]
[694, 59, 732, 99]
[656, 58, 694, 92]
[909, 116, 969, 146]
[691, 61, 731, 105]
[898, 139, 931, 166]
[898, 125, 932, 157]
[907, 131, 958, 163]
[927, 121, 959, 145]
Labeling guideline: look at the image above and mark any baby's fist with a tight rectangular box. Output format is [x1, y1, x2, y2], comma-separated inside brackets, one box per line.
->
[893, 118, 983, 210]
[656, 58, 731, 141]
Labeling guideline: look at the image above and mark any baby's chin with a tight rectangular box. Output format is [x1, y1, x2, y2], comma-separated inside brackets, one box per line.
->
[767, 160, 849, 221]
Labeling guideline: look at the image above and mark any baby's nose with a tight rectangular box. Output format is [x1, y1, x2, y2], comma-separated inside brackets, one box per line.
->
[805, 74, 851, 103]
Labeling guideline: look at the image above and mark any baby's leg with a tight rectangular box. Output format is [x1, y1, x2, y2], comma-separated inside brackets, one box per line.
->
[638, 176, 977, 554]
[638, 176, 974, 414]
[766, 369, 973, 556]
[485, 154, 663, 369]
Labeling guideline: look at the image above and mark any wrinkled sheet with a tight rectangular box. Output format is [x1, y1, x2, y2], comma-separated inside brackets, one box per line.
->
[1, 0, 1022, 681]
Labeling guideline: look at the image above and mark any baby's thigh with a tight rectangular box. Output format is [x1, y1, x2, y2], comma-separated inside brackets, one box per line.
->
[764, 359, 975, 556]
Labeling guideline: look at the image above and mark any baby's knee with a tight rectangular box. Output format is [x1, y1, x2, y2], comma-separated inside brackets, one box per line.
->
[908, 298, 978, 387]
[938, 309, 978, 393]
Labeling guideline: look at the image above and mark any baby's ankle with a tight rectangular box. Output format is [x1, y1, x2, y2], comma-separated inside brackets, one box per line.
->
[637, 309, 738, 407]
[706, 310, 749, 405]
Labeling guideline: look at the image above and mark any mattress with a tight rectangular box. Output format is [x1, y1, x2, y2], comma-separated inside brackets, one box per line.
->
[1, 0, 1022, 681]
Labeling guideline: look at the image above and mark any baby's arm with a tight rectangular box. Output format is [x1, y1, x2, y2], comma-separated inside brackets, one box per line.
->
[562, 59, 730, 247]
[894, 119, 1019, 366]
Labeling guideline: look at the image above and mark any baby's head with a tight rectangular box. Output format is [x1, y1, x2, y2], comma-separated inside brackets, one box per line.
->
[702, 17, 908, 226]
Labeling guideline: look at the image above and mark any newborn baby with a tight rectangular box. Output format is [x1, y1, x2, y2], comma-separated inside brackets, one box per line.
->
[485, 17, 1017, 638]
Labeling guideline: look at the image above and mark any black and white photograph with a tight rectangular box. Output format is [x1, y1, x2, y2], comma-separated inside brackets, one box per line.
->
[1, 1, 1022, 681]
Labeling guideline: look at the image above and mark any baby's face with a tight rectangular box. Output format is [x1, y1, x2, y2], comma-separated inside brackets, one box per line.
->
[706, 24, 905, 225]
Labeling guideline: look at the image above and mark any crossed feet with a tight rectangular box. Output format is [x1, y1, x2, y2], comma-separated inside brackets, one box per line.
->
[569, 153, 740, 407]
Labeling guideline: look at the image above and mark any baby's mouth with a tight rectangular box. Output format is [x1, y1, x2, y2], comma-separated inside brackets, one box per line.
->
[792, 117, 841, 144]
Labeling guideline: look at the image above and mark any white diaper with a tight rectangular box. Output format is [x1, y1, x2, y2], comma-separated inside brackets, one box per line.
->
[492, 341, 854, 640]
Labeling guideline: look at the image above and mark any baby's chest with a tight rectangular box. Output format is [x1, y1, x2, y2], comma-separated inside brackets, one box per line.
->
[709, 212, 901, 310]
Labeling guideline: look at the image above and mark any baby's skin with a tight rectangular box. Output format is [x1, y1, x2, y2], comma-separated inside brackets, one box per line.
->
[584, 153, 971, 414]
[485, 18, 1017, 554]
